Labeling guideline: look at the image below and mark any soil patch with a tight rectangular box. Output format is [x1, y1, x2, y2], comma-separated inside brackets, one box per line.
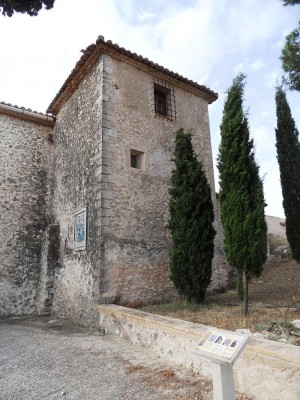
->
[142, 259, 300, 346]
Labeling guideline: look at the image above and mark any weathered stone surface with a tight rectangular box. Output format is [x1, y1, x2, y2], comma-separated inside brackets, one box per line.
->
[0, 114, 52, 316]
[98, 54, 228, 304]
[36, 224, 60, 315]
[51, 60, 103, 326]
[292, 320, 300, 329]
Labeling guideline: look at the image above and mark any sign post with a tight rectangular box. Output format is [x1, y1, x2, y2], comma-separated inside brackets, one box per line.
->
[193, 329, 249, 400]
[211, 360, 235, 400]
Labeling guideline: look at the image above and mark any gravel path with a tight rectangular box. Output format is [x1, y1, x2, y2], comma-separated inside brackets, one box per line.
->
[0, 316, 212, 400]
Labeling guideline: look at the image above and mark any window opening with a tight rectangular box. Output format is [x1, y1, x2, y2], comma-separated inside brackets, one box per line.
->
[131, 154, 138, 168]
[130, 149, 144, 170]
[153, 80, 176, 121]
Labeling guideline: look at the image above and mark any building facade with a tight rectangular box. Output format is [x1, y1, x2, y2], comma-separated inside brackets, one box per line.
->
[0, 36, 228, 325]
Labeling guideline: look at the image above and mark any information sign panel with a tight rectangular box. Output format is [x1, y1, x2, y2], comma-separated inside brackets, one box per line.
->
[195, 329, 249, 365]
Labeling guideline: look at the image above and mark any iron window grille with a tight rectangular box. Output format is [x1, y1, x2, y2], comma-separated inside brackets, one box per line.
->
[153, 80, 176, 121]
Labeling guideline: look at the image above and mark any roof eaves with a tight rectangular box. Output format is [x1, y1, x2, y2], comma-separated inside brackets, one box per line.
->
[0, 101, 55, 126]
[47, 36, 218, 115]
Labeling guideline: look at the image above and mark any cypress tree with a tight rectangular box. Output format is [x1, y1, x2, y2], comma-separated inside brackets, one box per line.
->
[275, 86, 300, 261]
[280, 22, 300, 92]
[169, 129, 216, 303]
[218, 74, 267, 316]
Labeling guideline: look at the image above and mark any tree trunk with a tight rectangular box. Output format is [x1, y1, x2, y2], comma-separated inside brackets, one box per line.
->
[243, 270, 249, 317]
[237, 270, 244, 300]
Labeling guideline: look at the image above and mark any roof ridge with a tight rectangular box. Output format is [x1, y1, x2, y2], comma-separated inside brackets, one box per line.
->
[47, 35, 218, 114]
[0, 101, 53, 117]
[96, 36, 217, 97]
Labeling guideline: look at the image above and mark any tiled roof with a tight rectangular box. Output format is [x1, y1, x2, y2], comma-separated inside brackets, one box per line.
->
[47, 35, 218, 115]
[0, 101, 52, 116]
[0, 101, 54, 126]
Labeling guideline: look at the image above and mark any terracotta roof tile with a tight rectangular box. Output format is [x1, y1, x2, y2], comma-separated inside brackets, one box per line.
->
[0, 101, 55, 126]
[0, 101, 52, 116]
[47, 36, 218, 115]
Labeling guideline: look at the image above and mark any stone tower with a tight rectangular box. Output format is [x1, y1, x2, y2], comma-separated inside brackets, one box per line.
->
[0, 36, 228, 324]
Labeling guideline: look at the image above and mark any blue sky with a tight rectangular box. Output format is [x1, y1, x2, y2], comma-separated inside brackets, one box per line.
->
[0, 0, 299, 217]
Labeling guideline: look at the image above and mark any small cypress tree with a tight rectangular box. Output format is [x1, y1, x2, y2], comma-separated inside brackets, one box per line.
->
[275, 86, 300, 261]
[218, 74, 267, 316]
[169, 129, 216, 303]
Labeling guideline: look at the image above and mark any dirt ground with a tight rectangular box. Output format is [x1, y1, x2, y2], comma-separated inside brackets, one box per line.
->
[142, 258, 300, 345]
[0, 316, 252, 400]
[218, 258, 300, 305]
[0, 260, 298, 399]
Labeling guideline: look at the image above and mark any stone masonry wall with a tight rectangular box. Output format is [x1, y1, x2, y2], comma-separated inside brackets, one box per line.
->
[0, 53, 227, 320]
[0, 114, 53, 316]
[266, 215, 289, 255]
[99, 55, 227, 305]
[36, 224, 60, 315]
[51, 59, 104, 326]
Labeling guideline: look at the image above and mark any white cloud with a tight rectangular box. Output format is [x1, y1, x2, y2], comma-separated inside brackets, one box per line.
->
[261, 163, 284, 218]
[233, 63, 245, 75]
[265, 70, 282, 88]
[251, 126, 274, 159]
[250, 59, 264, 71]
[137, 11, 156, 22]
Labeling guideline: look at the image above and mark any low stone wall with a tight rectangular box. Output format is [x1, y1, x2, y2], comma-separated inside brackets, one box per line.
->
[99, 305, 300, 400]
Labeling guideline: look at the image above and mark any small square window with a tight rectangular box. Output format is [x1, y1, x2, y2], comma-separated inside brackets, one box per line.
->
[130, 149, 144, 170]
[153, 80, 176, 121]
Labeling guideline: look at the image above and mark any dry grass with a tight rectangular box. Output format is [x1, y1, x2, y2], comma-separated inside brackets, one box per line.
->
[143, 300, 299, 332]
[141, 259, 300, 343]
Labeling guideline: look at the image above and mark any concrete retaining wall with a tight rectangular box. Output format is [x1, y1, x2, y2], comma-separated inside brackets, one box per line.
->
[99, 305, 300, 400]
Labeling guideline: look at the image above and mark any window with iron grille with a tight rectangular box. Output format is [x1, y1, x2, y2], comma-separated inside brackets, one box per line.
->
[153, 80, 176, 121]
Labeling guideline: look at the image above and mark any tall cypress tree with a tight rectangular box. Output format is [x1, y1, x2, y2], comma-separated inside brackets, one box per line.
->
[275, 86, 300, 261]
[169, 129, 216, 303]
[280, 22, 300, 92]
[218, 74, 267, 316]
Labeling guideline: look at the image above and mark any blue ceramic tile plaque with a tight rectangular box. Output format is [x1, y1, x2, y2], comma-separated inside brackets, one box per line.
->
[74, 208, 86, 250]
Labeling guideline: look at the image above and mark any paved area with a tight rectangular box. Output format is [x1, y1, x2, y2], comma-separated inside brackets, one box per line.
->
[0, 316, 212, 400]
